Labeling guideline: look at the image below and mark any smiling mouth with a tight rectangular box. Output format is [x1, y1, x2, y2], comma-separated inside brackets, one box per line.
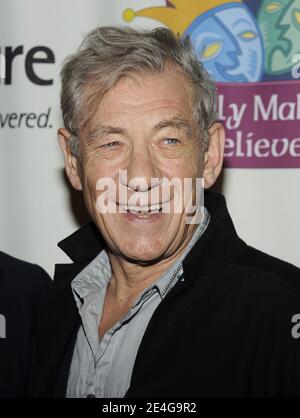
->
[119, 204, 163, 216]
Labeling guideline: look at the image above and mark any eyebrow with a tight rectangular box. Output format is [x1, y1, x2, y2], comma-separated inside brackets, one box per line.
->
[87, 125, 126, 141]
[87, 116, 192, 141]
[153, 116, 193, 135]
[233, 19, 252, 28]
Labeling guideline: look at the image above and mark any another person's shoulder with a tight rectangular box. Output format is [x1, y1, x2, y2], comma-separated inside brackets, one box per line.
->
[0, 250, 52, 292]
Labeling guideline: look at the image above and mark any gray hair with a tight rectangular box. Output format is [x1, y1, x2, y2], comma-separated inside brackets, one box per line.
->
[60, 26, 218, 156]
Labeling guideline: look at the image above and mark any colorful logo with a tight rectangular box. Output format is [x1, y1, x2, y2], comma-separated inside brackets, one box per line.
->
[123, 0, 300, 82]
[123, 1, 300, 168]
[258, 0, 300, 76]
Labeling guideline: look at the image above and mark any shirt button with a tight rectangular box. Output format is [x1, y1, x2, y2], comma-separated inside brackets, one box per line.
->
[86, 394, 96, 398]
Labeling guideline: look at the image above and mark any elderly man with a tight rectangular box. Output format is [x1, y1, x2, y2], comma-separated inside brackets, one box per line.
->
[36, 26, 300, 398]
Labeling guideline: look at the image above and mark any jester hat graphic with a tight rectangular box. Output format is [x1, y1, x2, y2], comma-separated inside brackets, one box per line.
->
[124, 0, 264, 82]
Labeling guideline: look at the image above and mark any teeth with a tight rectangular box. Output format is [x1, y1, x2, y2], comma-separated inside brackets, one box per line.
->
[132, 211, 150, 217]
[120, 204, 162, 213]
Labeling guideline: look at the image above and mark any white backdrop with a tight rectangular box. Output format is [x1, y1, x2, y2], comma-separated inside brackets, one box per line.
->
[0, 0, 299, 277]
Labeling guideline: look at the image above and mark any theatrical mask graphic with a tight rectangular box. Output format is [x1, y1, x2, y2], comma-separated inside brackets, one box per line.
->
[258, 0, 300, 75]
[123, 0, 264, 82]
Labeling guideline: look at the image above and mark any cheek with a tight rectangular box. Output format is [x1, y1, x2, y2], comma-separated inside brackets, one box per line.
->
[182, 144, 203, 176]
[162, 157, 203, 182]
[161, 142, 203, 176]
[81, 159, 114, 203]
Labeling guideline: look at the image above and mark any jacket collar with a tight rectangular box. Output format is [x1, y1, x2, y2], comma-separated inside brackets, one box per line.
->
[183, 190, 247, 279]
[57, 222, 106, 264]
[46, 190, 247, 397]
[56, 190, 247, 281]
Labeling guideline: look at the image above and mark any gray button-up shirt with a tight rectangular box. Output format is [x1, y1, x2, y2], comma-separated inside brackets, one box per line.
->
[66, 208, 210, 398]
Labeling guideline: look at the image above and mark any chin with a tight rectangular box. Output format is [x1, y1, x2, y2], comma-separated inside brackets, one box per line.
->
[118, 243, 168, 265]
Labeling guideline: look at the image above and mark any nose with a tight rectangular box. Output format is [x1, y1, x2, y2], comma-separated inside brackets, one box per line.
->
[122, 145, 161, 192]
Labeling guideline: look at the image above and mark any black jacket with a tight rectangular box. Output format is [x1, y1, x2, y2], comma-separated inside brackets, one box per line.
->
[0, 252, 52, 398]
[35, 191, 300, 398]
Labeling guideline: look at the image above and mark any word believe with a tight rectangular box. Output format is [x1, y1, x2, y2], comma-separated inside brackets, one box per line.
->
[225, 131, 300, 158]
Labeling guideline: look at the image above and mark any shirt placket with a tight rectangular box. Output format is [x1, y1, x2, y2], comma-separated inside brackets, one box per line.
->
[93, 287, 157, 397]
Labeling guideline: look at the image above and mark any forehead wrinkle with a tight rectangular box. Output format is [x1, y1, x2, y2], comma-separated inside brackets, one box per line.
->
[86, 124, 126, 141]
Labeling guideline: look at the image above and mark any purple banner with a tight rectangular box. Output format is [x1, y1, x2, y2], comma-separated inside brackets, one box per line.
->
[217, 81, 300, 169]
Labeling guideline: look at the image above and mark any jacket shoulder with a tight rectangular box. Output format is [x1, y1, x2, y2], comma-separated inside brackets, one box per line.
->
[234, 245, 300, 294]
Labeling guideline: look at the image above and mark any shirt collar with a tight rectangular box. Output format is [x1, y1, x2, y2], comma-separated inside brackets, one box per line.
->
[71, 250, 111, 308]
[71, 207, 210, 307]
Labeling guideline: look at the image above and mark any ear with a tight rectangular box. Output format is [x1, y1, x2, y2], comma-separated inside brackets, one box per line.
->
[203, 122, 225, 189]
[58, 128, 83, 191]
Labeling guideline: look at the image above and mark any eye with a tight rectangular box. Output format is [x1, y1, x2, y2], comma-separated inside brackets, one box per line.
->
[163, 138, 180, 145]
[294, 10, 300, 26]
[264, 2, 282, 13]
[238, 31, 257, 41]
[201, 42, 222, 60]
[101, 141, 120, 148]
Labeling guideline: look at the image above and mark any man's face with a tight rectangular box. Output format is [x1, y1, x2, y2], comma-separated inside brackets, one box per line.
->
[74, 68, 206, 263]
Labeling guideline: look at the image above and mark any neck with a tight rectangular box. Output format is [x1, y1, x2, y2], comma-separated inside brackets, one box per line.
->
[106, 223, 197, 303]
